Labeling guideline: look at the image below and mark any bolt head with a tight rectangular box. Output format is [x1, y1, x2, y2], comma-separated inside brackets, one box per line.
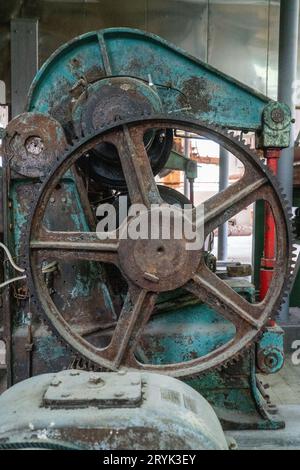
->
[25, 136, 44, 156]
[271, 108, 284, 124]
[88, 374, 104, 386]
[131, 379, 140, 386]
[50, 379, 61, 387]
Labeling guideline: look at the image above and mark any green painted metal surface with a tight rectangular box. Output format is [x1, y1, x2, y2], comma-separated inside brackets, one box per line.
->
[26, 28, 290, 148]
[256, 325, 284, 374]
[7, 172, 114, 374]
[166, 150, 198, 180]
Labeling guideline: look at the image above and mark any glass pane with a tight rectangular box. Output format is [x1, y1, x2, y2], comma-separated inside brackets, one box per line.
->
[147, 0, 208, 61]
[208, 0, 270, 94]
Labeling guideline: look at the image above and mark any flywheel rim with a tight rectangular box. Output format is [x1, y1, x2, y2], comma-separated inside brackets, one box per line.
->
[25, 115, 293, 379]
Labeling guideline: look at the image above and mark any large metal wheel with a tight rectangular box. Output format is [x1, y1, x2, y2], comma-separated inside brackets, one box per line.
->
[25, 116, 292, 379]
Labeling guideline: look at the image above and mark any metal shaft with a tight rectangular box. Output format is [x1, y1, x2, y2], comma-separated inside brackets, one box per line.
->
[184, 134, 190, 198]
[217, 146, 229, 261]
[10, 19, 38, 117]
[277, 0, 299, 321]
[260, 150, 280, 301]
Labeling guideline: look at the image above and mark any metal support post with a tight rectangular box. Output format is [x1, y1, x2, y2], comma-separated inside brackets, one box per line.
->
[218, 146, 229, 261]
[277, 0, 299, 321]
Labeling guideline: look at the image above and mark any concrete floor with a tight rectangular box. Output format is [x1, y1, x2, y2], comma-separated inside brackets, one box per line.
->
[227, 358, 300, 449]
[259, 356, 300, 406]
[227, 405, 300, 450]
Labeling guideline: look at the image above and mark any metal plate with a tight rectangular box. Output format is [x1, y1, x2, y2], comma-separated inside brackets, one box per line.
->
[43, 371, 142, 409]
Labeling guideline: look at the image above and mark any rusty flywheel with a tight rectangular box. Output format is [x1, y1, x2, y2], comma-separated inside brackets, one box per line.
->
[25, 115, 293, 379]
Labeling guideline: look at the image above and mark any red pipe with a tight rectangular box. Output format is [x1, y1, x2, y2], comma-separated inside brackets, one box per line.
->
[259, 149, 280, 301]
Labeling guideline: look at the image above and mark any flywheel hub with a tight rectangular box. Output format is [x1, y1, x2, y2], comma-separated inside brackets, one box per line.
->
[118, 206, 201, 292]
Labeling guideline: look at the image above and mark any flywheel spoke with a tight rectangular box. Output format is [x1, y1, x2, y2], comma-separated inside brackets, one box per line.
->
[197, 174, 268, 238]
[111, 125, 163, 208]
[30, 227, 119, 264]
[185, 262, 263, 332]
[105, 286, 157, 368]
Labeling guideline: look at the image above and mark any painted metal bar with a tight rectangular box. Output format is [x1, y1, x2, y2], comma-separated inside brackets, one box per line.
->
[26, 28, 269, 131]
[217, 147, 229, 261]
[11, 19, 38, 118]
[260, 149, 280, 301]
[184, 134, 190, 199]
[277, 0, 299, 321]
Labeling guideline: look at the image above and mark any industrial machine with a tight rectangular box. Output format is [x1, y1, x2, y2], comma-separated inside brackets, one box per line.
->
[0, 28, 294, 448]
[0, 370, 228, 450]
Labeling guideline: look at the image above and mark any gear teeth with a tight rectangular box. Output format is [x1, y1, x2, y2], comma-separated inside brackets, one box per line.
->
[292, 227, 298, 237]
[86, 128, 94, 138]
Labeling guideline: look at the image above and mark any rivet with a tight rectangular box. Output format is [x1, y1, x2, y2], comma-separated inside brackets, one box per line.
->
[50, 379, 61, 387]
[114, 391, 124, 398]
[131, 379, 140, 386]
[50, 197, 55, 203]
[88, 374, 104, 385]
[271, 107, 284, 124]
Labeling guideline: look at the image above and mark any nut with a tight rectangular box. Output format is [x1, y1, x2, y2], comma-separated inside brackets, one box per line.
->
[50, 379, 61, 387]
[88, 374, 105, 386]
[271, 107, 284, 124]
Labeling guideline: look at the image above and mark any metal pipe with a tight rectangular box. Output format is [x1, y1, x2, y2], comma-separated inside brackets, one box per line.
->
[217, 146, 229, 261]
[277, 0, 299, 321]
[11, 19, 38, 117]
[184, 134, 190, 198]
[260, 149, 280, 301]
[189, 179, 194, 205]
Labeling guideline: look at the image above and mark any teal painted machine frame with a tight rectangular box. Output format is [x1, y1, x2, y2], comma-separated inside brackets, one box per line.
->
[1, 28, 291, 430]
[26, 28, 291, 147]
